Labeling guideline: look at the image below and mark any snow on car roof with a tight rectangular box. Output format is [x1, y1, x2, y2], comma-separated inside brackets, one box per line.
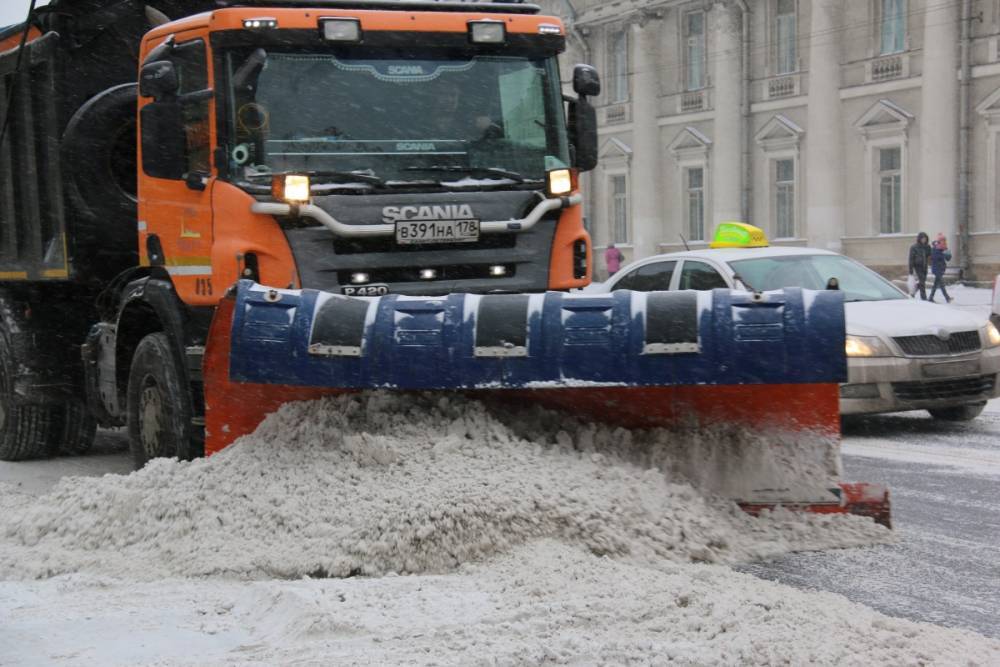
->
[651, 245, 840, 263]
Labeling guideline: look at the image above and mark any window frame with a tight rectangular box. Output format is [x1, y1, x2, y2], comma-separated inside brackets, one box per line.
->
[677, 258, 730, 290]
[684, 166, 706, 242]
[878, 0, 907, 56]
[877, 146, 903, 234]
[141, 37, 213, 180]
[683, 9, 707, 92]
[609, 29, 629, 103]
[609, 172, 630, 245]
[773, 157, 797, 239]
[611, 260, 679, 292]
[772, 0, 798, 75]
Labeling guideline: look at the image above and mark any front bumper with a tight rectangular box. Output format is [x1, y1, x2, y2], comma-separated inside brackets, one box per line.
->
[839, 346, 1000, 415]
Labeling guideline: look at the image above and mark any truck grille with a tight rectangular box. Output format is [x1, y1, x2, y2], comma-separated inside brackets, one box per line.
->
[893, 331, 981, 356]
[892, 374, 996, 402]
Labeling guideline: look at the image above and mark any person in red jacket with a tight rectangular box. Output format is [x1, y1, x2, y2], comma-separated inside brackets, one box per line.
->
[604, 243, 623, 278]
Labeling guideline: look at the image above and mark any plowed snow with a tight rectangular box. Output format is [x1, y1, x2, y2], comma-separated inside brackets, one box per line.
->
[3, 393, 998, 665]
[3, 393, 884, 580]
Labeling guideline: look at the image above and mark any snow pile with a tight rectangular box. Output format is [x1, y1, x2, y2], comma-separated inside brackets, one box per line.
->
[5, 541, 998, 665]
[226, 541, 1000, 666]
[1, 392, 887, 581]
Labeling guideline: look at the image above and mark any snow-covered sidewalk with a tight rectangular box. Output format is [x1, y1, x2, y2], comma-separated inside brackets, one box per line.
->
[2, 393, 998, 665]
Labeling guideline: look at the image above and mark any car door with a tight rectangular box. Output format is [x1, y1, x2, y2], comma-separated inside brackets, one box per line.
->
[138, 34, 216, 305]
[610, 260, 678, 291]
[676, 259, 730, 290]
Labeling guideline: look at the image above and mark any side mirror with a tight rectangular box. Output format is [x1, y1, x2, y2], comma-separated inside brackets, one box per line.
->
[572, 64, 601, 98]
[568, 98, 598, 172]
[140, 102, 186, 179]
[140, 60, 178, 100]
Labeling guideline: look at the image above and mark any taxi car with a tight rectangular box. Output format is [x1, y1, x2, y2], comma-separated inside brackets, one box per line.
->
[591, 223, 1000, 420]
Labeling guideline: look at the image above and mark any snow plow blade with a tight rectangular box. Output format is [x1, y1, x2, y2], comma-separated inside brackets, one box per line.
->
[204, 280, 890, 528]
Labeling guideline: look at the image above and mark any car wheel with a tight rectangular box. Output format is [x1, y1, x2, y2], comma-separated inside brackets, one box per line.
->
[927, 403, 986, 422]
[0, 330, 63, 461]
[126, 332, 197, 469]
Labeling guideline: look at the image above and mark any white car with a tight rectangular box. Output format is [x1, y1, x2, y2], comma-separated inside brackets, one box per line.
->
[591, 244, 1000, 420]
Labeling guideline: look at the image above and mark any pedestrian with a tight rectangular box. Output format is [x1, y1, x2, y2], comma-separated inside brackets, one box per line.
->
[604, 243, 623, 278]
[929, 233, 953, 304]
[908, 231, 931, 300]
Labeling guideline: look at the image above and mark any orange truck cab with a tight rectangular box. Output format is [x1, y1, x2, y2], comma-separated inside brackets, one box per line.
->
[0, 0, 600, 465]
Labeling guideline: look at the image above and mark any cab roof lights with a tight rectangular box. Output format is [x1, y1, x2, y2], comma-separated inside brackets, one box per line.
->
[709, 222, 770, 249]
[219, 0, 541, 14]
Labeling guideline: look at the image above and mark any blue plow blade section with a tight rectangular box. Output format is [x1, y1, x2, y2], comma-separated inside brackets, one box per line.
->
[227, 279, 846, 390]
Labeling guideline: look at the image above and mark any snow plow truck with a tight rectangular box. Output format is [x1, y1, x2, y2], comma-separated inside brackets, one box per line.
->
[0, 0, 890, 527]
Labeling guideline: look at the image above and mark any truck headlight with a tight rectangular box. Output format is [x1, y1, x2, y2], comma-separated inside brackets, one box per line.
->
[321, 18, 362, 43]
[984, 322, 1000, 348]
[469, 20, 505, 44]
[547, 169, 572, 196]
[845, 335, 893, 357]
[273, 174, 311, 204]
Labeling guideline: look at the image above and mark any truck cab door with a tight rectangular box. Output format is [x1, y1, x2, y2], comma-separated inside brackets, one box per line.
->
[138, 35, 216, 306]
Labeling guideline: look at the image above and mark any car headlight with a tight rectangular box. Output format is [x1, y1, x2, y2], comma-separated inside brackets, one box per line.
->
[845, 335, 893, 357]
[984, 322, 1000, 348]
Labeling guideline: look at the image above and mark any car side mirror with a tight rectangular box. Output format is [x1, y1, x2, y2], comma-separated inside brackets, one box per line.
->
[141, 101, 186, 179]
[140, 60, 179, 100]
[568, 98, 598, 172]
[572, 64, 601, 98]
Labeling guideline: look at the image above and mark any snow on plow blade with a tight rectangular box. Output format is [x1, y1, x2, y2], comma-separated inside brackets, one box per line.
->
[204, 280, 890, 528]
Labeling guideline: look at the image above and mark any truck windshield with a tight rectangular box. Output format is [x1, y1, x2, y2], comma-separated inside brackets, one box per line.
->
[222, 48, 570, 189]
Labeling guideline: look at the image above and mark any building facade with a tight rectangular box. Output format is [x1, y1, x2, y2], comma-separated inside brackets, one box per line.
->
[540, 0, 1000, 280]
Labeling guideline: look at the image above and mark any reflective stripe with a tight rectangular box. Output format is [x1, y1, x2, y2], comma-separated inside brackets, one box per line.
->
[165, 265, 213, 276]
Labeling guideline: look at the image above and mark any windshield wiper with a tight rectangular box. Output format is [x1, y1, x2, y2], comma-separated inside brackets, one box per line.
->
[245, 169, 385, 188]
[311, 170, 385, 187]
[404, 165, 531, 183]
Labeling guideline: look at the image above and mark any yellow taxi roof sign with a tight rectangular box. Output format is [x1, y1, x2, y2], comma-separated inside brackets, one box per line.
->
[709, 222, 769, 249]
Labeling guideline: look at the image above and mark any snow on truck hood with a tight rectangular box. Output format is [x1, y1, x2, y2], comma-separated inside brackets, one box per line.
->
[845, 299, 986, 338]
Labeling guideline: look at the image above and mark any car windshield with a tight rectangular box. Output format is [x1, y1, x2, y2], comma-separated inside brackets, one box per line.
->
[222, 48, 569, 187]
[727, 254, 907, 302]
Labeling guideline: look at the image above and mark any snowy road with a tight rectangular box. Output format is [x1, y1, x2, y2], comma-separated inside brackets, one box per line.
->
[1, 392, 999, 664]
[741, 399, 1000, 639]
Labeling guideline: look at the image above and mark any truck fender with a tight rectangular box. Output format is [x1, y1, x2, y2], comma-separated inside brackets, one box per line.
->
[85, 274, 195, 424]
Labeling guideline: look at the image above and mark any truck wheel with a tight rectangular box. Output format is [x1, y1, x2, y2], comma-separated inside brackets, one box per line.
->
[0, 336, 62, 461]
[927, 403, 986, 422]
[55, 402, 98, 456]
[61, 83, 138, 224]
[126, 332, 196, 469]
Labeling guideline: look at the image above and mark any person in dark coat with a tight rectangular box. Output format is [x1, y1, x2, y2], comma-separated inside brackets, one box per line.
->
[908, 231, 931, 300]
[929, 233, 953, 303]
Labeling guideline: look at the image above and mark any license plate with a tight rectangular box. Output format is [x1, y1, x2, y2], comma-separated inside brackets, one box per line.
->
[922, 359, 980, 378]
[341, 284, 389, 297]
[396, 219, 479, 244]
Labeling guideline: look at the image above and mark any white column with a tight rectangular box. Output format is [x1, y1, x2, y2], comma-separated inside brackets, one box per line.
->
[919, 0, 959, 251]
[629, 20, 662, 259]
[711, 2, 743, 227]
[805, 0, 845, 251]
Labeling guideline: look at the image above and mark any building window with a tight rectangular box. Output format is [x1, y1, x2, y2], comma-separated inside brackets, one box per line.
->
[684, 11, 706, 91]
[878, 147, 902, 234]
[686, 167, 705, 241]
[610, 30, 628, 103]
[880, 0, 906, 55]
[775, 0, 797, 74]
[611, 174, 629, 243]
[774, 159, 795, 238]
